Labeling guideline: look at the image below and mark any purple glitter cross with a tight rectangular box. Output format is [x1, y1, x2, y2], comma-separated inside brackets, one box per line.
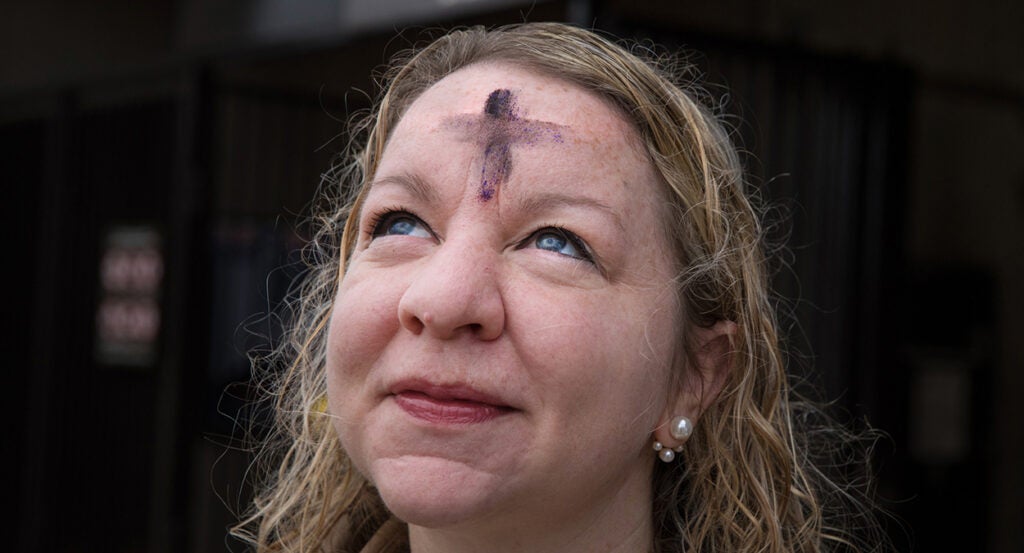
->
[443, 89, 565, 202]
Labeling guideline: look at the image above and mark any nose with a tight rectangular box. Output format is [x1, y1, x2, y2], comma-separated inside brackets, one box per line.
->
[397, 238, 506, 341]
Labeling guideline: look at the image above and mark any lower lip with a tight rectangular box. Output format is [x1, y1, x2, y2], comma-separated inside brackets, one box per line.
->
[393, 391, 511, 424]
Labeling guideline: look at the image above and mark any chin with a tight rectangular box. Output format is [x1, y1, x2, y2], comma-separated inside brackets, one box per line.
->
[370, 455, 506, 528]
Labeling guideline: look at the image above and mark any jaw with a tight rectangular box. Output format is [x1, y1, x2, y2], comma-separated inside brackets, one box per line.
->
[370, 455, 511, 528]
[399, 453, 656, 553]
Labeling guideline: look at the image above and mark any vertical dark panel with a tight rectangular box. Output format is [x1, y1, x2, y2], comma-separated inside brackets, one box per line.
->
[73, 101, 175, 552]
[895, 268, 994, 552]
[19, 95, 77, 553]
[150, 71, 215, 553]
[5, 116, 46, 553]
[16, 98, 179, 552]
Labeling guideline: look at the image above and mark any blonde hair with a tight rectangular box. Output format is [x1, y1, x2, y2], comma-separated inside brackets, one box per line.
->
[232, 22, 883, 553]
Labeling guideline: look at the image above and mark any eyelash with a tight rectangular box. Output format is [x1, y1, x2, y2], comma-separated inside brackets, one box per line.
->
[364, 206, 421, 239]
[363, 208, 595, 264]
[524, 225, 595, 263]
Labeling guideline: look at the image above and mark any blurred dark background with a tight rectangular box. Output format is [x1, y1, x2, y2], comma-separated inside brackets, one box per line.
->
[3, 1, 1021, 552]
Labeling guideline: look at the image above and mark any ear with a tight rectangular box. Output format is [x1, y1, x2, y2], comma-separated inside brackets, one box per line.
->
[653, 320, 736, 448]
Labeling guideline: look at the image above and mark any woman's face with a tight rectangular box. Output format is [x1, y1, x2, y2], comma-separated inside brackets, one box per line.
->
[326, 63, 680, 533]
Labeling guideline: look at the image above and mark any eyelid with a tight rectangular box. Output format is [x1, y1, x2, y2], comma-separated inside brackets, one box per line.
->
[364, 207, 434, 240]
[522, 226, 596, 264]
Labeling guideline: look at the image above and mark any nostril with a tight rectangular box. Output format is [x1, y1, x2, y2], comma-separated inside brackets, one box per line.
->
[402, 312, 425, 334]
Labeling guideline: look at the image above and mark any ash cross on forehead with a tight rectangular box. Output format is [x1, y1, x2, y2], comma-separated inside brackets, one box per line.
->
[443, 89, 566, 201]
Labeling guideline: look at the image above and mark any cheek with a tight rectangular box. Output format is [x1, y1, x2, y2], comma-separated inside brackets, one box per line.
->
[585, 311, 671, 417]
[325, 274, 402, 416]
[328, 269, 402, 360]
[514, 289, 674, 435]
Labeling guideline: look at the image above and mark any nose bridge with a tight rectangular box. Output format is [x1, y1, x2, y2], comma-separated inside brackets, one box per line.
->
[398, 230, 505, 340]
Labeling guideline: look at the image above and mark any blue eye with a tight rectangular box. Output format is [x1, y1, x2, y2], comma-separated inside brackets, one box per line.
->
[370, 211, 432, 239]
[531, 228, 591, 261]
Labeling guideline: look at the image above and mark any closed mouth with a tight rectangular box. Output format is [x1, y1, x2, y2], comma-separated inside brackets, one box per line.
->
[389, 379, 516, 424]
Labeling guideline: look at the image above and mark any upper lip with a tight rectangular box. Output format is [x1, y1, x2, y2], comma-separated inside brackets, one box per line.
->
[387, 378, 516, 409]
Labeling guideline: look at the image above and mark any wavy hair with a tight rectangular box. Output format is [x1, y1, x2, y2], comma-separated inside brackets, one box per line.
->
[232, 22, 883, 553]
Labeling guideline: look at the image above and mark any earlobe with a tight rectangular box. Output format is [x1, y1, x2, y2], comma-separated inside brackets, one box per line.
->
[653, 320, 737, 448]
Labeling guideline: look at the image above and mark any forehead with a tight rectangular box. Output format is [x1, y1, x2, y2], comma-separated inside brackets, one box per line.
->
[395, 63, 644, 160]
[378, 64, 665, 215]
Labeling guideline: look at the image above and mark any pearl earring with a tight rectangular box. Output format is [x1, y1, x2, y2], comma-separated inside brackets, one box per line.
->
[652, 441, 675, 462]
[653, 416, 695, 463]
[669, 415, 694, 441]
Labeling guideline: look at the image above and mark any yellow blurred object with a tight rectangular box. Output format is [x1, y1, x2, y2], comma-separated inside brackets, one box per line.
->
[313, 395, 328, 415]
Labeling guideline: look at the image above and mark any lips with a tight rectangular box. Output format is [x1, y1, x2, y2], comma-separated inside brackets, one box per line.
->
[389, 379, 515, 425]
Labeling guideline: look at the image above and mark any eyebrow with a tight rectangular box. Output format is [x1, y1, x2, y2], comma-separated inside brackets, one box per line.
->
[367, 173, 625, 234]
[509, 191, 625, 234]
[366, 173, 442, 206]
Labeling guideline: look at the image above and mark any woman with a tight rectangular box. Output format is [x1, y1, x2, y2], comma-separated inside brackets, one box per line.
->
[234, 22, 881, 553]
